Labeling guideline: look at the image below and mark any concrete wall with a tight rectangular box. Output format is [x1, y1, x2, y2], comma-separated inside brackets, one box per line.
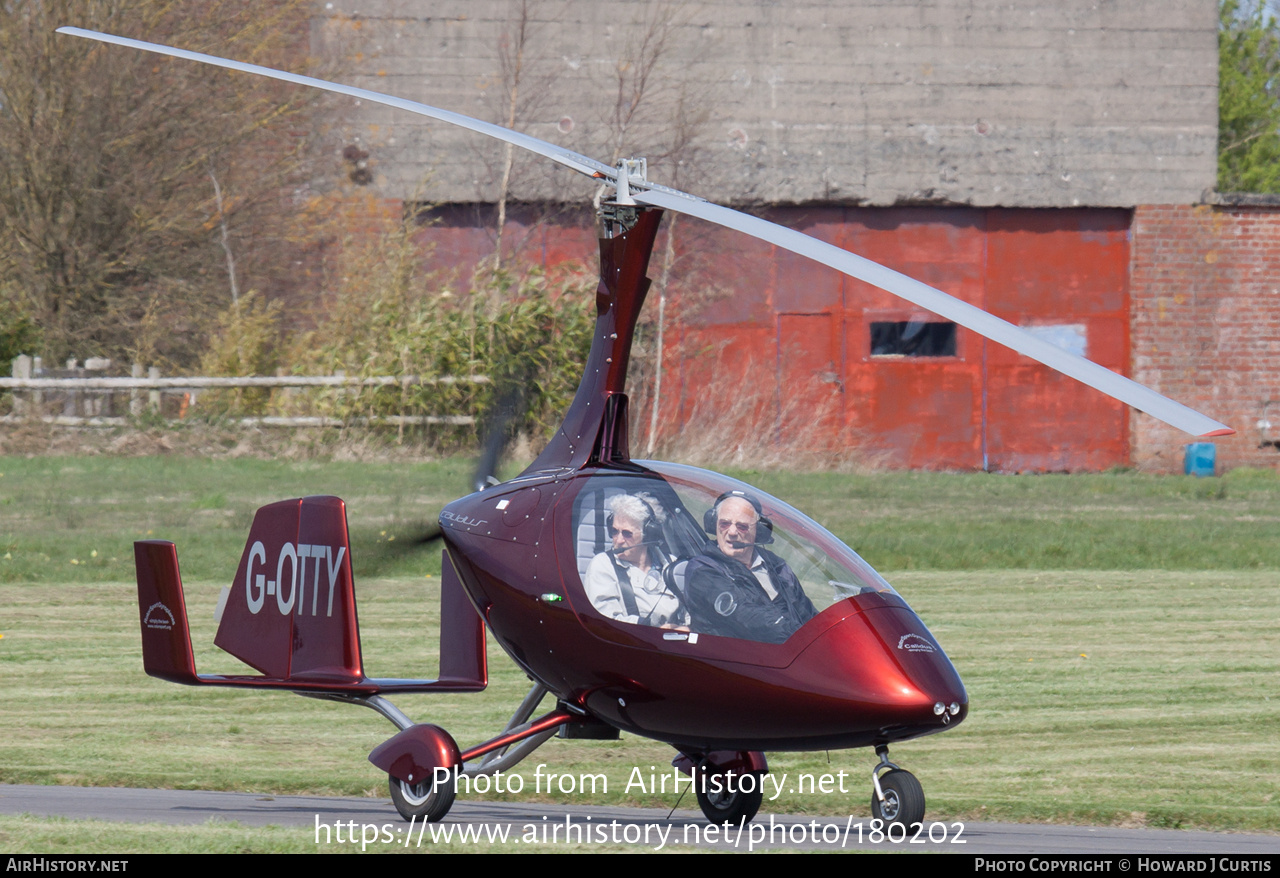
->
[313, 0, 1218, 208]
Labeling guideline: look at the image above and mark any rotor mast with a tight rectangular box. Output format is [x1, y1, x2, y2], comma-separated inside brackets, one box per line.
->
[522, 161, 662, 475]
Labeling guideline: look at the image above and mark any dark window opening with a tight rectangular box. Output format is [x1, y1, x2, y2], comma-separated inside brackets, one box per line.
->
[870, 321, 956, 357]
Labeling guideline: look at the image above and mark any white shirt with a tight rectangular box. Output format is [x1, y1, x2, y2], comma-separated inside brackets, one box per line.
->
[583, 552, 687, 627]
[749, 552, 779, 600]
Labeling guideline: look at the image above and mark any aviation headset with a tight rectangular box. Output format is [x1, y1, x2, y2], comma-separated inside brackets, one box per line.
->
[703, 490, 774, 545]
[605, 494, 665, 548]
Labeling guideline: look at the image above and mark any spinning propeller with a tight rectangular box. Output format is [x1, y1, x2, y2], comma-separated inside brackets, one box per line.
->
[57, 26, 1233, 438]
[355, 381, 527, 575]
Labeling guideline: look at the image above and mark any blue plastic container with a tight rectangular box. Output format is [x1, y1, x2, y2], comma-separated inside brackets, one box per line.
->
[1184, 442, 1216, 477]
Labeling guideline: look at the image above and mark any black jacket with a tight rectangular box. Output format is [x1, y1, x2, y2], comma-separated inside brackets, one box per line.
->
[684, 544, 818, 644]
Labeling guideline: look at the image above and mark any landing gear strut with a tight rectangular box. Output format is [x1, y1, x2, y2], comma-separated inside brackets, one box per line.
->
[870, 745, 925, 827]
[358, 684, 577, 824]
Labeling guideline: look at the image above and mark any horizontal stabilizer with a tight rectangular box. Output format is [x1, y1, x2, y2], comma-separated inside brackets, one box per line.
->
[132, 498, 485, 695]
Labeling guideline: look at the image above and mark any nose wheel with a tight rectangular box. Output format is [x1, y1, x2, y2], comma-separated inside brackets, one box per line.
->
[695, 781, 764, 824]
[870, 746, 925, 827]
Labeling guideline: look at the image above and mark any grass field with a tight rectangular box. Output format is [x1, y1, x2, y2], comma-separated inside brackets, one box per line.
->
[1, 455, 1278, 851]
[5, 457, 1280, 582]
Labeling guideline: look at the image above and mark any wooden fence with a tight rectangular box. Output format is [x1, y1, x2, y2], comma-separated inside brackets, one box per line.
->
[2, 355, 488, 427]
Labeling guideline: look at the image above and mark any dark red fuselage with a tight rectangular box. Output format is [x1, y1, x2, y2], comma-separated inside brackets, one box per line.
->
[440, 206, 967, 753]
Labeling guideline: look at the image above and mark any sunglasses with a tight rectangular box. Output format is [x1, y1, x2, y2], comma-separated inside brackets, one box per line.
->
[609, 527, 638, 540]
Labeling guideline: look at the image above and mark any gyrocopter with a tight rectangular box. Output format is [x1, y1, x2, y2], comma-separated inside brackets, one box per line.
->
[58, 26, 1234, 828]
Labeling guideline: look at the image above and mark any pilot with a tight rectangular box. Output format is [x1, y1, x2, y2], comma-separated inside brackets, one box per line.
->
[685, 491, 817, 644]
[583, 492, 688, 628]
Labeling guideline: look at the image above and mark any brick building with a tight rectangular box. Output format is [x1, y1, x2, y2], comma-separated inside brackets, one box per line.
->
[308, 0, 1276, 471]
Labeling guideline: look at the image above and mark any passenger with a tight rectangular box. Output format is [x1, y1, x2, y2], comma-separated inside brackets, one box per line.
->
[583, 493, 688, 628]
[685, 491, 817, 643]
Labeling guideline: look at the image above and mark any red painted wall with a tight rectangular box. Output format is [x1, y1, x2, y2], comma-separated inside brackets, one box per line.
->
[665, 207, 1132, 471]
[333, 198, 1148, 471]
[1130, 204, 1280, 473]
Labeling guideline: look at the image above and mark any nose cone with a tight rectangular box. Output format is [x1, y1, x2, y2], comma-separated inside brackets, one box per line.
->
[785, 599, 968, 746]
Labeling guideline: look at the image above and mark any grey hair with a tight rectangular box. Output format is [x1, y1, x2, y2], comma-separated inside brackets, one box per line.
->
[607, 492, 665, 527]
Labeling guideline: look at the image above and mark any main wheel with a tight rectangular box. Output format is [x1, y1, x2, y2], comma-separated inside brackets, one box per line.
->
[870, 769, 925, 827]
[695, 776, 764, 824]
[388, 772, 456, 823]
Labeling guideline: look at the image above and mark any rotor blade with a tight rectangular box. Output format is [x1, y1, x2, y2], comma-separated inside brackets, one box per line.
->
[58, 27, 1231, 437]
[634, 189, 1233, 438]
[56, 26, 615, 181]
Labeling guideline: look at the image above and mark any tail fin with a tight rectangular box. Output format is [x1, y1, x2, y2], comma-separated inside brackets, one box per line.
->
[439, 550, 486, 686]
[135, 540, 200, 685]
[214, 496, 362, 683]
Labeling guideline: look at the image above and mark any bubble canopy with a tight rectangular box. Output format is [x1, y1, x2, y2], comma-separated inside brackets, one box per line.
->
[570, 461, 898, 644]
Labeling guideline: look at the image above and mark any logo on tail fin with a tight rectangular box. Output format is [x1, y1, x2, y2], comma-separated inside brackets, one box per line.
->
[143, 602, 176, 631]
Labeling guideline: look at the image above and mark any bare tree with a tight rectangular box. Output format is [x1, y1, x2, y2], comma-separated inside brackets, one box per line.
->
[484, 0, 569, 271]
[492, 1, 534, 268]
[588, 1, 711, 455]
[605, 1, 682, 164]
[0, 0, 318, 367]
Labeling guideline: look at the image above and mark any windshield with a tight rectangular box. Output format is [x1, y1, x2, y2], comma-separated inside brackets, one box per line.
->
[569, 463, 896, 645]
